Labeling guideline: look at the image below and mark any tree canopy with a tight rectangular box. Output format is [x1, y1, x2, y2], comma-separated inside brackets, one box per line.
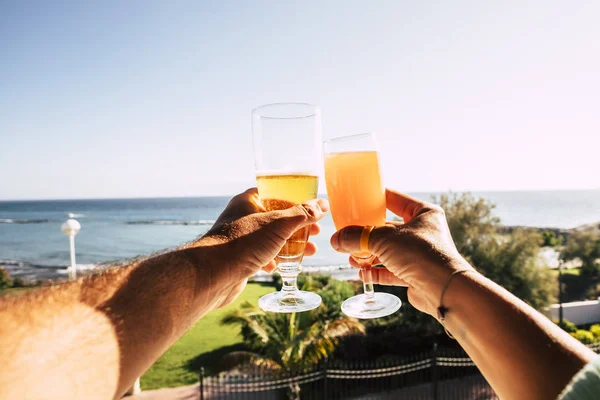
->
[561, 232, 600, 278]
[434, 192, 555, 310]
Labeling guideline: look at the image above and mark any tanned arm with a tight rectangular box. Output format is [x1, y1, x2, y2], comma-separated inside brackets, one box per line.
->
[0, 189, 328, 399]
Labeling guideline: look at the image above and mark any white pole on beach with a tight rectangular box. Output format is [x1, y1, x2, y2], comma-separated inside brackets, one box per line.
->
[61, 219, 81, 280]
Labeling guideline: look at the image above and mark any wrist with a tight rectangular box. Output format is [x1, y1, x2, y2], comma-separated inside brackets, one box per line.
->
[186, 235, 230, 275]
[176, 240, 238, 312]
[189, 234, 253, 286]
[418, 256, 475, 317]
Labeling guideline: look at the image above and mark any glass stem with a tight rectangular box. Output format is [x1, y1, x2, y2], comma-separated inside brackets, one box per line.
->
[362, 267, 375, 298]
[281, 272, 300, 295]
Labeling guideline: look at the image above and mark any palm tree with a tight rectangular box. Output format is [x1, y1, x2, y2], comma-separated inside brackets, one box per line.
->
[220, 278, 364, 368]
[218, 278, 364, 400]
[220, 301, 365, 373]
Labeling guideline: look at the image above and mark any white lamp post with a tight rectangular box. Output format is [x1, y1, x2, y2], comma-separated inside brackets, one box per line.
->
[61, 219, 81, 280]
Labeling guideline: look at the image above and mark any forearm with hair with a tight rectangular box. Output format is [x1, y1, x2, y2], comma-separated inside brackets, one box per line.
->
[0, 239, 227, 400]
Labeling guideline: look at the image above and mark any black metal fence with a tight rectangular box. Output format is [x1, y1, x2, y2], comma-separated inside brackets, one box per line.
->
[199, 345, 497, 400]
[199, 342, 600, 399]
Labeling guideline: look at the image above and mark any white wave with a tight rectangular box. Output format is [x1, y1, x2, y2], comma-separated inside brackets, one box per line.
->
[75, 263, 97, 271]
[0, 259, 26, 266]
[0, 259, 97, 270]
[126, 220, 216, 226]
[57, 264, 97, 273]
[67, 213, 86, 218]
[0, 218, 49, 224]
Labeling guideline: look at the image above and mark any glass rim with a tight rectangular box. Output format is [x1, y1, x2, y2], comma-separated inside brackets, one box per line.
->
[323, 132, 375, 144]
[252, 102, 319, 120]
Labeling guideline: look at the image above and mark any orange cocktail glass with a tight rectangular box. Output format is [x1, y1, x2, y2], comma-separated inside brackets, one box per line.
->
[324, 133, 401, 319]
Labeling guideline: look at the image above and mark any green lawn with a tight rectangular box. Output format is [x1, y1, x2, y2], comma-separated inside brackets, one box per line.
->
[0, 287, 34, 297]
[549, 267, 580, 277]
[140, 282, 274, 390]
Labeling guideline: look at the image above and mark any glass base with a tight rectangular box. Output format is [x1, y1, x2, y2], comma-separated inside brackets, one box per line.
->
[341, 292, 401, 319]
[259, 290, 322, 313]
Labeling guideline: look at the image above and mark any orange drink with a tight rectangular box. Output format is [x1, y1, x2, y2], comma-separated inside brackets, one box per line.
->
[323, 133, 401, 319]
[324, 151, 385, 231]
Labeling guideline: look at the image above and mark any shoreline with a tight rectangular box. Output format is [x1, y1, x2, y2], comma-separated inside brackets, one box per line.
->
[0, 258, 360, 283]
[3, 220, 598, 283]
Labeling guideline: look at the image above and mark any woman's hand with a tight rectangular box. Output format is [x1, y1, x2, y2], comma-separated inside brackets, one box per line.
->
[200, 188, 328, 307]
[330, 189, 471, 316]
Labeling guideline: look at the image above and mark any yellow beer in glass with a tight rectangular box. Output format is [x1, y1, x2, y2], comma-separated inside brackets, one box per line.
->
[256, 173, 318, 265]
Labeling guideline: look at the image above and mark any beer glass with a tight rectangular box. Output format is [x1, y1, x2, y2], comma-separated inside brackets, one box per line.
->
[253, 103, 322, 313]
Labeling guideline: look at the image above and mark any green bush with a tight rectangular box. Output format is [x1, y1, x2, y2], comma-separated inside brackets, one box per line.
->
[316, 279, 355, 321]
[542, 231, 563, 248]
[12, 277, 27, 288]
[272, 273, 330, 291]
[556, 319, 577, 333]
[589, 324, 600, 339]
[0, 267, 13, 290]
[570, 329, 595, 344]
[561, 232, 600, 278]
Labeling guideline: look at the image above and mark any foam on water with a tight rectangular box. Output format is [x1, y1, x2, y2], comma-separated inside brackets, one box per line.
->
[125, 220, 216, 226]
[67, 213, 86, 218]
[0, 218, 50, 224]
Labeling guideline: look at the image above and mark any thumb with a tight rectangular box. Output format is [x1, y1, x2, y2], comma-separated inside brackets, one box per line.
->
[330, 224, 394, 255]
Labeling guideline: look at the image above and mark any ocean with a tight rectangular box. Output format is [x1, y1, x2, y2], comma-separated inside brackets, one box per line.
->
[1, 190, 600, 281]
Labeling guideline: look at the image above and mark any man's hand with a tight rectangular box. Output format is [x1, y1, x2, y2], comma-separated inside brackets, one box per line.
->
[200, 188, 329, 308]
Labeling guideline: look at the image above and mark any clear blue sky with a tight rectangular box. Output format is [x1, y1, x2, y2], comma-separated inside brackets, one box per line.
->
[1, 1, 599, 200]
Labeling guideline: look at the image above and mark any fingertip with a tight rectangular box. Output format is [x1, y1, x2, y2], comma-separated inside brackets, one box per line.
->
[262, 260, 277, 273]
[310, 223, 321, 236]
[304, 241, 318, 256]
[316, 198, 329, 212]
[330, 231, 340, 250]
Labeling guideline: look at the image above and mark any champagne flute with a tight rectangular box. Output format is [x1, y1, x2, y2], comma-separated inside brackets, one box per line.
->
[324, 132, 401, 319]
[253, 103, 322, 313]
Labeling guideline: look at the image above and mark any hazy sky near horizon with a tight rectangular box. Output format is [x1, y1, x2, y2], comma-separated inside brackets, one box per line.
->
[1, 1, 599, 200]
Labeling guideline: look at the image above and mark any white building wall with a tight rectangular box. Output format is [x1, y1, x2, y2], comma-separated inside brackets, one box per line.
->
[549, 299, 600, 325]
